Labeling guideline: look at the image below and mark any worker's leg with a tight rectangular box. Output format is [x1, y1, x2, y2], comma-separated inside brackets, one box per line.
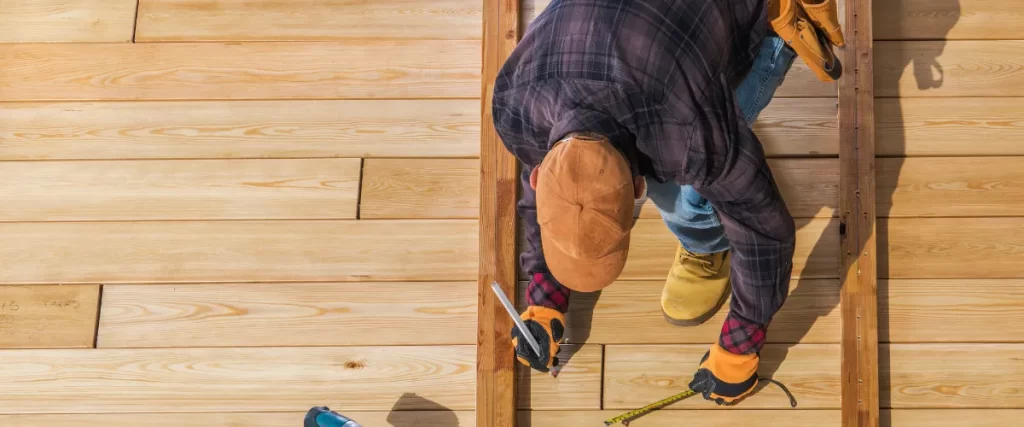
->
[651, 34, 796, 325]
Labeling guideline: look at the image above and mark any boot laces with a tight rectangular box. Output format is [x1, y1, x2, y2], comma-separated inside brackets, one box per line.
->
[679, 248, 715, 269]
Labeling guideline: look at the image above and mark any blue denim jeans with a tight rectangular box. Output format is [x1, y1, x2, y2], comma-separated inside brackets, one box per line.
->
[644, 35, 796, 254]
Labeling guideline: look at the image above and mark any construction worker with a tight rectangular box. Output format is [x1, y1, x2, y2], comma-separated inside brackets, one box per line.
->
[492, 0, 843, 405]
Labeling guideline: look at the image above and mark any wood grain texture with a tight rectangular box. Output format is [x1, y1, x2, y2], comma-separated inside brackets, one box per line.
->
[876, 98, 1024, 157]
[879, 218, 1024, 279]
[136, 0, 482, 41]
[0, 285, 99, 348]
[604, 344, 841, 409]
[0, 100, 480, 160]
[0, 220, 477, 284]
[361, 159, 480, 219]
[880, 280, 1024, 343]
[516, 344, 601, 410]
[879, 157, 1024, 217]
[0, 412, 476, 427]
[755, 98, 839, 157]
[876, 41, 1024, 97]
[875, 0, 1024, 40]
[0, 0, 137, 43]
[883, 409, 1024, 426]
[0, 346, 475, 413]
[883, 344, 1024, 408]
[519, 410, 841, 426]
[0, 42, 479, 101]
[0, 159, 360, 221]
[518, 280, 840, 344]
[97, 282, 477, 348]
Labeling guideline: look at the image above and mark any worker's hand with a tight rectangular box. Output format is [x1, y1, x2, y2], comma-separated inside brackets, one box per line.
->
[511, 306, 565, 373]
[688, 343, 759, 405]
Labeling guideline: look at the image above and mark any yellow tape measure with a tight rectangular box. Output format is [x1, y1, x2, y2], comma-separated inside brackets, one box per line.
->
[603, 389, 697, 426]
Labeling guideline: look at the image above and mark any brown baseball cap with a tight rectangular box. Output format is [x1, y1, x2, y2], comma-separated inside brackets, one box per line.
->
[536, 134, 635, 292]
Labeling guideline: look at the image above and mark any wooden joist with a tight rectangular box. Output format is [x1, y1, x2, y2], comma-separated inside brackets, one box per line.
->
[136, 0, 482, 41]
[0, 220, 478, 284]
[0, 412, 476, 427]
[876, 41, 1024, 97]
[876, 98, 1024, 156]
[880, 218, 1024, 279]
[603, 344, 841, 409]
[0, 346, 475, 413]
[0, 42, 480, 101]
[516, 344, 602, 410]
[361, 159, 481, 219]
[883, 344, 1024, 408]
[0, 159, 360, 221]
[874, 0, 1024, 40]
[96, 282, 477, 348]
[879, 157, 1024, 217]
[880, 279, 1024, 343]
[0, 285, 100, 348]
[0, 0, 137, 43]
[0, 100, 480, 160]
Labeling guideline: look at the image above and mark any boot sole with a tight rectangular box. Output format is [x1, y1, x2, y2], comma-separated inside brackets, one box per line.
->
[661, 283, 731, 326]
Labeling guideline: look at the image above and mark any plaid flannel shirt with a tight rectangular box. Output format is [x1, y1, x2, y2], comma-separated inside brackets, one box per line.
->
[493, 0, 796, 355]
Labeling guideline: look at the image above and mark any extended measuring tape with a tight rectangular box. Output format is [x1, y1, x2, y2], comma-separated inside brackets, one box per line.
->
[603, 389, 697, 426]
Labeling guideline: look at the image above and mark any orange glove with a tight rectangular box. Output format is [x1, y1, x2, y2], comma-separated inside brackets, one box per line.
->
[688, 343, 759, 405]
[510, 306, 565, 373]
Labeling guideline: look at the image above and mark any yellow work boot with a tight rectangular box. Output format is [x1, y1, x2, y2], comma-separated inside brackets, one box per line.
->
[661, 244, 731, 326]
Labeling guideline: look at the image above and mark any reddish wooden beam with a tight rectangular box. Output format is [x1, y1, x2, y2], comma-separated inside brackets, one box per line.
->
[478, 1, 520, 427]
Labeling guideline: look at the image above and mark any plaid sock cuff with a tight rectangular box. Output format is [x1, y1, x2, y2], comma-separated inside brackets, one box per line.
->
[718, 312, 766, 355]
[525, 272, 571, 313]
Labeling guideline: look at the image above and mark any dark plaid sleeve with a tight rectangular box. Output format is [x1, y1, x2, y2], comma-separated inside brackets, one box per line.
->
[519, 167, 572, 313]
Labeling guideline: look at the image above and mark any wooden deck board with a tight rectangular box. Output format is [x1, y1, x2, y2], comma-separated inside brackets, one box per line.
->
[876, 98, 1024, 157]
[97, 282, 477, 348]
[880, 218, 1024, 279]
[875, 0, 1024, 40]
[883, 409, 1024, 426]
[754, 98, 840, 156]
[516, 344, 602, 410]
[136, 0, 482, 41]
[884, 344, 1024, 408]
[881, 280, 1024, 343]
[0, 42, 480, 101]
[0, 285, 99, 349]
[879, 157, 1024, 217]
[0, 0, 137, 43]
[876, 41, 1024, 97]
[0, 220, 477, 284]
[0, 412, 476, 427]
[519, 410, 840, 425]
[361, 159, 480, 219]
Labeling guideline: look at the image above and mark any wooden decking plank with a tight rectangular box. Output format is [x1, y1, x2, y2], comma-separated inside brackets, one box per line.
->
[136, 0, 482, 41]
[876, 41, 1024, 97]
[97, 282, 477, 348]
[519, 410, 840, 426]
[0, 159, 360, 222]
[0, 412, 476, 427]
[516, 344, 601, 410]
[0, 346, 475, 413]
[754, 98, 840, 156]
[880, 280, 1024, 343]
[883, 344, 1024, 408]
[0, 0, 137, 43]
[0, 220, 477, 284]
[0, 285, 99, 349]
[879, 157, 1024, 217]
[518, 280, 839, 345]
[880, 218, 1024, 279]
[874, 0, 1024, 40]
[876, 98, 1024, 157]
[0, 100, 480, 160]
[0, 42, 479, 101]
[361, 159, 480, 219]
[883, 409, 1024, 426]
[603, 344, 841, 409]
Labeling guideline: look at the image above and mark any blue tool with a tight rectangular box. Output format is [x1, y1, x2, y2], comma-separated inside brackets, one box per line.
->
[304, 406, 363, 427]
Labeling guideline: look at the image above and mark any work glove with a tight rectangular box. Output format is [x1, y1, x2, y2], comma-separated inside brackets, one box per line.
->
[798, 0, 845, 47]
[688, 343, 759, 405]
[510, 306, 565, 373]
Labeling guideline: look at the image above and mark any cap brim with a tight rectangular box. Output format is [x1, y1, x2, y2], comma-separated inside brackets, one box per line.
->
[541, 230, 629, 293]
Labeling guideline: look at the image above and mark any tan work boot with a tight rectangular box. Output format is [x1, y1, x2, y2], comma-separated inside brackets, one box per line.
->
[661, 244, 731, 326]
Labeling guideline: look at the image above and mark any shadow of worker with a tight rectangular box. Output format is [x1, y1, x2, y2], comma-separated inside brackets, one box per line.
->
[386, 393, 462, 427]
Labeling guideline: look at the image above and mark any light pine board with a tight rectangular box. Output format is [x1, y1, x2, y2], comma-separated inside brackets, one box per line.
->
[136, 0, 482, 41]
[875, 41, 1024, 97]
[518, 280, 839, 345]
[0, 220, 477, 284]
[883, 409, 1024, 426]
[0, 0, 137, 43]
[604, 344, 841, 409]
[879, 157, 1024, 217]
[0, 412, 476, 427]
[875, 0, 1024, 40]
[0, 159, 360, 222]
[0, 100, 480, 160]
[754, 98, 839, 156]
[0, 42, 480, 101]
[519, 410, 841, 426]
[361, 159, 480, 219]
[881, 280, 1024, 343]
[883, 344, 1024, 408]
[516, 344, 602, 410]
[0, 346, 475, 413]
[876, 98, 1024, 156]
[0, 285, 99, 348]
[880, 218, 1024, 279]
[97, 282, 477, 348]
